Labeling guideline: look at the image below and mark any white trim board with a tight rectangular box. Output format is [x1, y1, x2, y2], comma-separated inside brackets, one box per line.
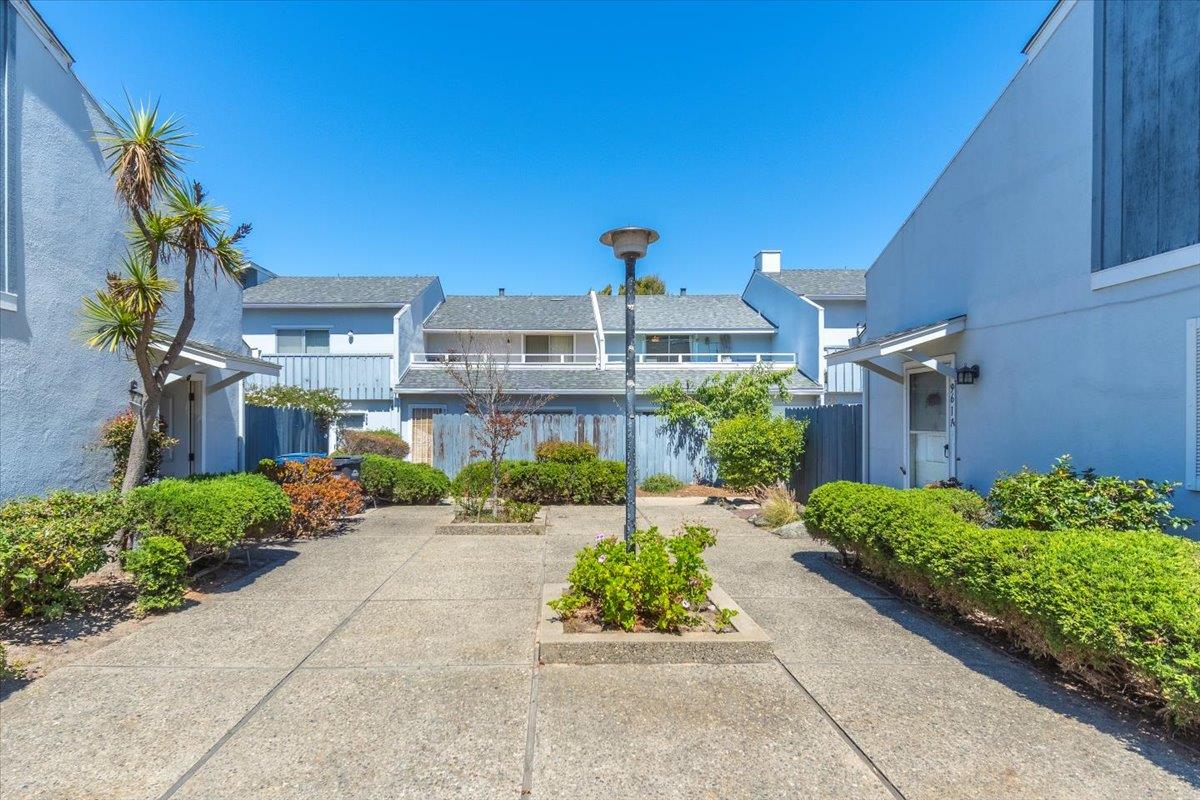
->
[1187, 318, 1199, 491]
[1091, 244, 1200, 290]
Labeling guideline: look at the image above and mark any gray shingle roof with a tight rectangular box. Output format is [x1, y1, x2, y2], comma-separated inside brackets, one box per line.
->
[596, 295, 776, 332]
[242, 276, 438, 306]
[768, 269, 866, 298]
[395, 367, 820, 394]
[424, 295, 596, 331]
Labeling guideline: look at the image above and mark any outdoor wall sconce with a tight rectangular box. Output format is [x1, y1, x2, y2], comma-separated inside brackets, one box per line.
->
[347, 330, 355, 344]
[956, 364, 980, 385]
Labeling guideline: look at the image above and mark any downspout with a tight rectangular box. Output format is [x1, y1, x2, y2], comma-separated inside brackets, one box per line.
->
[589, 289, 605, 370]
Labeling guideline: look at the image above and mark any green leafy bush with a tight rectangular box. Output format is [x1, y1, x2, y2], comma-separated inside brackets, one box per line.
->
[339, 429, 410, 460]
[549, 525, 724, 631]
[245, 385, 347, 425]
[639, 473, 683, 494]
[503, 500, 541, 523]
[360, 455, 449, 504]
[453, 459, 626, 505]
[124, 474, 291, 558]
[0, 491, 124, 618]
[95, 410, 177, 488]
[805, 481, 1200, 730]
[121, 535, 189, 612]
[707, 415, 807, 490]
[534, 440, 598, 464]
[989, 455, 1191, 532]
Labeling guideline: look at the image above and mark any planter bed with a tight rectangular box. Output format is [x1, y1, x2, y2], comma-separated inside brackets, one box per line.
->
[434, 508, 548, 535]
[538, 583, 772, 664]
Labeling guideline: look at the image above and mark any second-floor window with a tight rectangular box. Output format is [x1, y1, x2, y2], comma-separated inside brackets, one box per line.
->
[276, 328, 330, 354]
[525, 334, 573, 363]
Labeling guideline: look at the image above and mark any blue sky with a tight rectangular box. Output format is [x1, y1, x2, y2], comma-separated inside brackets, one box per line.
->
[40, 0, 1053, 295]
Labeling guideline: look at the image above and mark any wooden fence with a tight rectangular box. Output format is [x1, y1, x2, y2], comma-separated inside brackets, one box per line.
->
[785, 404, 862, 501]
[245, 406, 328, 467]
[431, 413, 714, 483]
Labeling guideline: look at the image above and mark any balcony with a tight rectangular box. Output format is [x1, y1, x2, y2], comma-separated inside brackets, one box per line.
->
[603, 352, 797, 368]
[410, 352, 797, 370]
[410, 353, 598, 368]
[245, 353, 394, 400]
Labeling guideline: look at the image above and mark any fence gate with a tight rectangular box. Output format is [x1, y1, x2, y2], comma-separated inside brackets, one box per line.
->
[785, 404, 862, 501]
[244, 406, 328, 467]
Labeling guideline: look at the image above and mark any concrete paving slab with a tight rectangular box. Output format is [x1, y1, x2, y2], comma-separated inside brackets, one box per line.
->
[542, 533, 599, 563]
[226, 553, 411, 601]
[741, 596, 998, 667]
[0, 666, 285, 800]
[77, 600, 354, 669]
[171, 666, 530, 800]
[788, 660, 1200, 800]
[414, 534, 545, 563]
[713, 553, 892, 600]
[376, 559, 542, 600]
[308, 599, 537, 666]
[532, 663, 894, 800]
[544, 505, 624, 536]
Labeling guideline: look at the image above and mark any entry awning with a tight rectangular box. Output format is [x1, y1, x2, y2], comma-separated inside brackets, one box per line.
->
[150, 338, 281, 393]
[827, 315, 965, 383]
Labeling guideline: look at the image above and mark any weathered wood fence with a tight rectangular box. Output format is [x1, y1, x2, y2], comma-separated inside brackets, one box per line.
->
[785, 404, 862, 501]
[431, 413, 715, 483]
[245, 406, 328, 467]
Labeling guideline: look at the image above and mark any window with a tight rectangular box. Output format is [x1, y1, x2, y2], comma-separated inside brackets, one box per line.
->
[525, 334, 574, 363]
[276, 328, 330, 354]
[643, 334, 692, 362]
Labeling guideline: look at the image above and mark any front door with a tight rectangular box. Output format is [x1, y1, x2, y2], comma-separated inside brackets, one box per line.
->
[411, 407, 442, 464]
[906, 369, 949, 487]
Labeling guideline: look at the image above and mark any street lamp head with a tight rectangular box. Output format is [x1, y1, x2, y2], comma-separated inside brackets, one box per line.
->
[599, 226, 659, 260]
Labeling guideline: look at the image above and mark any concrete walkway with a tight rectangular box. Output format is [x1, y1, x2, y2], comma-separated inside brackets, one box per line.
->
[2, 503, 1197, 799]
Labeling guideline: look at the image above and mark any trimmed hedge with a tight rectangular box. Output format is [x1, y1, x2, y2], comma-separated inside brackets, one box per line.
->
[340, 429, 411, 460]
[805, 481, 1200, 729]
[0, 491, 124, 618]
[121, 535, 189, 612]
[535, 440, 598, 464]
[360, 455, 449, 504]
[452, 459, 626, 505]
[125, 473, 291, 558]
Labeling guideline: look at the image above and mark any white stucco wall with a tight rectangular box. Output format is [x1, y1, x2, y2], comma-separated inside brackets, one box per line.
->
[862, 1, 1200, 525]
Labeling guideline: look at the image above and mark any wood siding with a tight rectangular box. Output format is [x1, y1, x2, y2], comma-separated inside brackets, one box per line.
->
[245, 354, 394, 400]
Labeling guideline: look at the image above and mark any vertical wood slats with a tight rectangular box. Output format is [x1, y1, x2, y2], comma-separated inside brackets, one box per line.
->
[785, 404, 863, 502]
[245, 354, 393, 400]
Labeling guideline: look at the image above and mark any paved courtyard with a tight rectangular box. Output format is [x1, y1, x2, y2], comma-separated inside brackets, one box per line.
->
[2, 502, 1197, 799]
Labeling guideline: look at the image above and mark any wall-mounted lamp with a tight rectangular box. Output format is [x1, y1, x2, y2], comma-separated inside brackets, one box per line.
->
[129, 380, 143, 410]
[347, 330, 355, 344]
[956, 364, 980, 385]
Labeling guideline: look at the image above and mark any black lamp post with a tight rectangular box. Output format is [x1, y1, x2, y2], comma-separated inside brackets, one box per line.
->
[599, 226, 660, 546]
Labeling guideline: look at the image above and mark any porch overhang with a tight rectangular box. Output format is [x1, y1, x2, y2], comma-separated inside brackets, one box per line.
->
[150, 339, 281, 391]
[826, 315, 966, 383]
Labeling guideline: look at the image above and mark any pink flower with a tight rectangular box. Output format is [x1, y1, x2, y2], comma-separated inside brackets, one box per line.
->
[597, 554, 607, 563]
[681, 600, 691, 609]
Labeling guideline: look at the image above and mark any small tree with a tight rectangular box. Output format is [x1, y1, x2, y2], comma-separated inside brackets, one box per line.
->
[80, 100, 250, 495]
[597, 274, 667, 295]
[441, 336, 549, 517]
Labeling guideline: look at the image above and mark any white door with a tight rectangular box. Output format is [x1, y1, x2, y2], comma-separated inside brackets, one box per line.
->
[906, 369, 949, 487]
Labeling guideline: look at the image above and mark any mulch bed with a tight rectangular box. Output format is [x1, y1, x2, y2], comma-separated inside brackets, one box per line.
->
[637, 484, 750, 499]
[560, 601, 731, 635]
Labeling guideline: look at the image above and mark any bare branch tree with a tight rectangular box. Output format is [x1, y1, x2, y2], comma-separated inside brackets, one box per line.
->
[441, 335, 551, 518]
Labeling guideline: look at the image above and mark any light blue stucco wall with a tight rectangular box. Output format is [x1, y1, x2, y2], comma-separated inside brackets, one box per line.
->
[861, 0, 1200, 527]
[0, 7, 248, 495]
[740, 271, 821, 380]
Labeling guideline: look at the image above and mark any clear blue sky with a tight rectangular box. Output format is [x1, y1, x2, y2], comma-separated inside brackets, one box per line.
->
[40, 0, 1053, 295]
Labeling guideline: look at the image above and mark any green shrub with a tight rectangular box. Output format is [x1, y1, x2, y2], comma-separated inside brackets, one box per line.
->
[453, 459, 626, 505]
[360, 455, 449, 504]
[535, 440, 598, 464]
[988, 455, 1190, 532]
[0, 491, 124, 618]
[245, 384, 346, 425]
[549, 525, 730, 632]
[707, 414, 807, 490]
[639, 473, 683, 494]
[124, 473, 291, 558]
[805, 481, 1200, 730]
[121, 535, 189, 613]
[340, 429, 410, 460]
[95, 410, 177, 488]
[503, 500, 541, 523]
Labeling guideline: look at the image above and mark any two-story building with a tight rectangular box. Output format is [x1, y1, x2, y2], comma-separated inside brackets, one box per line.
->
[0, 0, 277, 498]
[828, 0, 1200, 525]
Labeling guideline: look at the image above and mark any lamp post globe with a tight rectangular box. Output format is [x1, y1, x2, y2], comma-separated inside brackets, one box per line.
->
[598, 226, 659, 546]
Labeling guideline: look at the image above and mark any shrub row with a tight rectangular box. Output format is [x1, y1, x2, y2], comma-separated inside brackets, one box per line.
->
[360, 455, 449, 504]
[125, 473, 291, 559]
[452, 459, 626, 505]
[259, 457, 364, 536]
[534, 440, 598, 464]
[339, 429, 410, 460]
[804, 481, 1200, 730]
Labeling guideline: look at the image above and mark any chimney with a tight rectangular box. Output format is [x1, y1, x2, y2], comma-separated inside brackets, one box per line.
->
[498, 288, 505, 296]
[754, 250, 782, 274]
[679, 287, 687, 296]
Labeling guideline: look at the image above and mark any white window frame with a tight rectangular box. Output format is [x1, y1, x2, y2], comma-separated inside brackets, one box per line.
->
[274, 326, 332, 355]
[1187, 318, 1199, 491]
[901, 356, 955, 489]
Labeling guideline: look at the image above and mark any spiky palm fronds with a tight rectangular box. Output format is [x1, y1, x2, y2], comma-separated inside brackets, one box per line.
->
[163, 181, 225, 254]
[97, 97, 191, 212]
[127, 213, 176, 263]
[209, 223, 252, 282]
[107, 253, 177, 316]
[80, 291, 143, 353]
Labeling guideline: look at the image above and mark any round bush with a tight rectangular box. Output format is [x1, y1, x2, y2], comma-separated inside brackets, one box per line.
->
[339, 429, 411, 460]
[707, 415, 807, 490]
[360, 455, 449, 504]
[535, 440, 598, 464]
[121, 535, 189, 612]
[639, 473, 683, 494]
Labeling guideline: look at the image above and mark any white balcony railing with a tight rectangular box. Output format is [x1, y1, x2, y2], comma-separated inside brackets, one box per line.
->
[410, 352, 598, 367]
[603, 352, 797, 367]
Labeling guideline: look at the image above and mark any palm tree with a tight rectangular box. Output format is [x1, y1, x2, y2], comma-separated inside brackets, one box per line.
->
[82, 100, 251, 495]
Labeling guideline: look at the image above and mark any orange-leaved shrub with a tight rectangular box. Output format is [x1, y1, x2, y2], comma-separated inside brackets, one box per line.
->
[260, 457, 364, 537]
